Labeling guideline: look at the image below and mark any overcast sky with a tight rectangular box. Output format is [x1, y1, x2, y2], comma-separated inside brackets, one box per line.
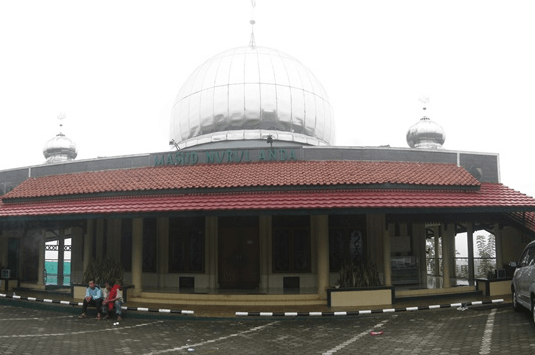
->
[1, 0, 534, 199]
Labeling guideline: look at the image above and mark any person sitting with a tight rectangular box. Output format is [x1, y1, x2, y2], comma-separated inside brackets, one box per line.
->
[101, 281, 110, 303]
[79, 280, 103, 319]
[102, 281, 124, 321]
[115, 286, 124, 321]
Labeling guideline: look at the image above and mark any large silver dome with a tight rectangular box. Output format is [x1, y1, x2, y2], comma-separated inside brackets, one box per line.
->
[170, 46, 334, 149]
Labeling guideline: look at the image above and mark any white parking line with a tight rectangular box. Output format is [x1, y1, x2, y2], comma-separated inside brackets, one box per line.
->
[322, 320, 389, 355]
[0, 320, 164, 338]
[479, 308, 496, 355]
[0, 316, 72, 321]
[142, 321, 279, 355]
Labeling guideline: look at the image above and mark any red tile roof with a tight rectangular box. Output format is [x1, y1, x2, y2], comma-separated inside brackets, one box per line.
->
[507, 211, 535, 232]
[1, 183, 534, 218]
[3, 160, 480, 199]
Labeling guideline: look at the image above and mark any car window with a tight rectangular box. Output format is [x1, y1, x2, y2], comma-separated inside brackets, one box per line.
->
[520, 247, 535, 267]
[527, 247, 535, 266]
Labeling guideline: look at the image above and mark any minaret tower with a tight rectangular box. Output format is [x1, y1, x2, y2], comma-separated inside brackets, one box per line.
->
[406, 97, 446, 149]
[43, 113, 78, 163]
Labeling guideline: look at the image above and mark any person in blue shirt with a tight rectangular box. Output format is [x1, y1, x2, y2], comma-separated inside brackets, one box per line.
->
[78, 280, 103, 319]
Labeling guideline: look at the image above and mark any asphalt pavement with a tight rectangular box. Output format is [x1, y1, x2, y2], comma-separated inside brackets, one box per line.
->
[0, 296, 532, 355]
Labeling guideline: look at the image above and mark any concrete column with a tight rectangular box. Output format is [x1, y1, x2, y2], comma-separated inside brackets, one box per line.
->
[83, 220, 94, 273]
[57, 229, 65, 287]
[132, 218, 143, 296]
[467, 223, 475, 283]
[434, 227, 440, 277]
[451, 231, 457, 278]
[413, 223, 427, 287]
[205, 216, 218, 291]
[314, 215, 329, 299]
[494, 223, 503, 270]
[157, 217, 169, 288]
[259, 215, 271, 293]
[383, 222, 392, 286]
[71, 226, 84, 284]
[442, 223, 453, 288]
[37, 231, 46, 286]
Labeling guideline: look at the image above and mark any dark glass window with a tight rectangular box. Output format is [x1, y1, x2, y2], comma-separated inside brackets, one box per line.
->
[91, 221, 97, 260]
[169, 217, 205, 273]
[91, 220, 108, 259]
[272, 216, 310, 273]
[329, 215, 366, 272]
[102, 220, 108, 258]
[120, 219, 132, 272]
[143, 218, 157, 272]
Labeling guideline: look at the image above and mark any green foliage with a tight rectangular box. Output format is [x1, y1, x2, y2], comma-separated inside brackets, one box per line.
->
[426, 237, 441, 274]
[337, 260, 381, 288]
[476, 234, 496, 278]
[82, 256, 124, 286]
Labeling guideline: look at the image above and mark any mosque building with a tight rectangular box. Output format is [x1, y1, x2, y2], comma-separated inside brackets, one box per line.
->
[1, 22, 535, 306]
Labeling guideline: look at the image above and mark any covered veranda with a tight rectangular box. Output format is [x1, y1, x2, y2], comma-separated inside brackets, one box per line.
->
[2, 161, 535, 306]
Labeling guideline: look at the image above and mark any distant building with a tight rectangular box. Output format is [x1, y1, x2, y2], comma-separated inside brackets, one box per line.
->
[1, 43, 534, 306]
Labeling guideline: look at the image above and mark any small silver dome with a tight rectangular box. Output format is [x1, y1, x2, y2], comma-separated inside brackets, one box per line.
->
[43, 133, 78, 163]
[406, 116, 446, 149]
[170, 45, 335, 149]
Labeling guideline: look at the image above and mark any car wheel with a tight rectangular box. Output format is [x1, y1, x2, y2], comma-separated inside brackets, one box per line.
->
[513, 289, 522, 312]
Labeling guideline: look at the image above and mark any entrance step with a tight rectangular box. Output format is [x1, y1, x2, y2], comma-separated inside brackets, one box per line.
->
[17, 283, 71, 293]
[130, 292, 325, 306]
[395, 285, 478, 299]
[17, 283, 46, 291]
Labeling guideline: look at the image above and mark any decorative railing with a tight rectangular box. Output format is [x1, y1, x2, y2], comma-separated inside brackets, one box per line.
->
[426, 257, 496, 279]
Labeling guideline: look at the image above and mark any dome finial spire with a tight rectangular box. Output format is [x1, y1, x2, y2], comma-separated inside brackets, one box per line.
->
[419, 96, 430, 118]
[57, 112, 66, 135]
[249, 0, 256, 47]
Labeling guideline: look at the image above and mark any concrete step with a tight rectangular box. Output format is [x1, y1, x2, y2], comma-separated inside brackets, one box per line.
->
[130, 292, 325, 306]
[395, 285, 478, 299]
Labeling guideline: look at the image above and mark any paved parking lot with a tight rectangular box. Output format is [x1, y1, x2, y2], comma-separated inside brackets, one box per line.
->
[0, 301, 534, 354]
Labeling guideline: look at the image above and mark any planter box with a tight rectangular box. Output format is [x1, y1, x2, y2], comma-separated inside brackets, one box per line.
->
[327, 286, 394, 307]
[475, 278, 511, 297]
[0, 277, 19, 292]
[72, 284, 134, 302]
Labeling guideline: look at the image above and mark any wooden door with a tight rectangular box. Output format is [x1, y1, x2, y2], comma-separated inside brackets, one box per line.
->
[218, 227, 259, 289]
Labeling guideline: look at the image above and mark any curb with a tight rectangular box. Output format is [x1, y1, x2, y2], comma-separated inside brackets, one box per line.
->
[1, 293, 506, 318]
[0, 293, 194, 316]
[235, 299, 505, 317]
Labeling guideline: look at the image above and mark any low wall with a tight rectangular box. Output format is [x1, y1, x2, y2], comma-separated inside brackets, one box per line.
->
[327, 286, 394, 307]
[72, 284, 134, 302]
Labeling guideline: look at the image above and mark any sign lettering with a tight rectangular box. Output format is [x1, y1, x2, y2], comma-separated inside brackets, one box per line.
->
[155, 149, 297, 166]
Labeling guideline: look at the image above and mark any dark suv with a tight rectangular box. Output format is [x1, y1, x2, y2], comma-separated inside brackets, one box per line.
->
[511, 240, 535, 323]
